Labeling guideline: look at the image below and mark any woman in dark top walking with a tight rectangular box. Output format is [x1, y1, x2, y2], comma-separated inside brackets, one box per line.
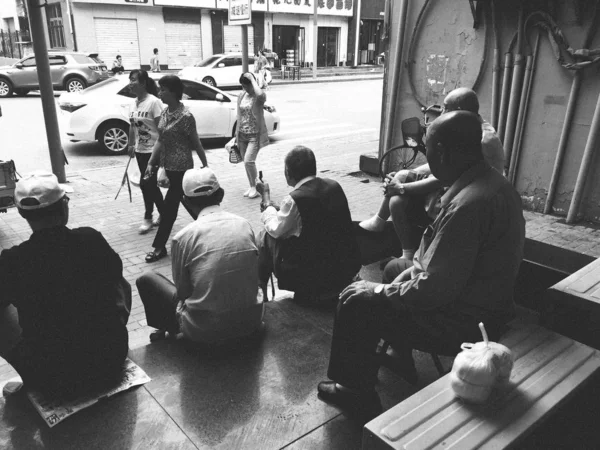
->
[144, 75, 208, 263]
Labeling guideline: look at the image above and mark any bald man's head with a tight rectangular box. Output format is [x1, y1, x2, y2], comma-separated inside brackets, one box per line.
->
[443, 87, 479, 114]
[426, 111, 483, 184]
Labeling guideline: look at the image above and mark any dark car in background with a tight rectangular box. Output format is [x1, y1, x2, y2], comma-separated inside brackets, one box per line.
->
[0, 51, 109, 97]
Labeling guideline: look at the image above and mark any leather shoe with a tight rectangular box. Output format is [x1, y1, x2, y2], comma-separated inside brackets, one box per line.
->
[145, 248, 167, 263]
[317, 381, 382, 422]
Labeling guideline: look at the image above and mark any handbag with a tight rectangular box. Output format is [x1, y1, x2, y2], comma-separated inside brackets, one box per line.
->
[229, 144, 243, 164]
[157, 167, 170, 188]
[225, 137, 243, 164]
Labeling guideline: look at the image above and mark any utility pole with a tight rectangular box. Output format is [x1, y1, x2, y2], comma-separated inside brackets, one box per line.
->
[241, 24, 249, 73]
[353, 0, 362, 67]
[27, 0, 66, 182]
[312, 0, 317, 79]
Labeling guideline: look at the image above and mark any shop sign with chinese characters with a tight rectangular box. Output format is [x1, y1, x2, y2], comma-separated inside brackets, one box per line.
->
[268, 0, 353, 16]
[215, 0, 351, 16]
[229, 0, 252, 25]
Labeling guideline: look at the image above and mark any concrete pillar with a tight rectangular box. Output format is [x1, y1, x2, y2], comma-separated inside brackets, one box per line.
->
[200, 10, 213, 59]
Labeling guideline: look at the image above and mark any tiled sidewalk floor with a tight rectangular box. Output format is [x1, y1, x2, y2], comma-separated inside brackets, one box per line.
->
[1, 134, 599, 385]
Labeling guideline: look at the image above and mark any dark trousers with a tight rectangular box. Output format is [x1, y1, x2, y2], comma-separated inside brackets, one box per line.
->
[152, 170, 185, 250]
[135, 152, 164, 220]
[257, 229, 278, 285]
[257, 229, 354, 294]
[326, 298, 499, 392]
[136, 272, 180, 333]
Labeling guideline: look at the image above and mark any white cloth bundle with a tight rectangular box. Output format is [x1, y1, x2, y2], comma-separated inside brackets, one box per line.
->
[449, 322, 514, 404]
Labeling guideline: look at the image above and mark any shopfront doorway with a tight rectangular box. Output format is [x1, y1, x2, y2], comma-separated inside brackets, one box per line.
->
[359, 20, 383, 64]
[317, 27, 338, 67]
[273, 25, 304, 67]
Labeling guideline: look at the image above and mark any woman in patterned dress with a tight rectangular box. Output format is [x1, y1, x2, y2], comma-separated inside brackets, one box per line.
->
[144, 75, 208, 263]
[235, 72, 269, 199]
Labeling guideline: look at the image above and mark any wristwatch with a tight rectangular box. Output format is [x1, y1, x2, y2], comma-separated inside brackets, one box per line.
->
[374, 284, 386, 297]
[398, 183, 406, 195]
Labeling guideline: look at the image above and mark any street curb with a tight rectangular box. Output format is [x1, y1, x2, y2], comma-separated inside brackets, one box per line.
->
[271, 74, 383, 86]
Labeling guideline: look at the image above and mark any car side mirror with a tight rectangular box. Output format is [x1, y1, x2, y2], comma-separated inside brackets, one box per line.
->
[217, 63, 225, 68]
[215, 93, 224, 101]
[15, 63, 23, 69]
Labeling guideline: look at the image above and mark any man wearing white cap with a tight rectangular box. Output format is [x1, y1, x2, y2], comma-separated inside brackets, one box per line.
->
[136, 167, 264, 345]
[0, 171, 131, 397]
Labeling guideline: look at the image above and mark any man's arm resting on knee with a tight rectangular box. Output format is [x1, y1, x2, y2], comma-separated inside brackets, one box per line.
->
[381, 206, 482, 312]
[261, 195, 301, 239]
[171, 237, 193, 302]
[386, 175, 444, 197]
[0, 248, 18, 310]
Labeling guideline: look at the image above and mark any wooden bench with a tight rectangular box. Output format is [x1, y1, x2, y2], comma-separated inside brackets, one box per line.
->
[545, 257, 600, 312]
[544, 257, 600, 348]
[363, 323, 600, 450]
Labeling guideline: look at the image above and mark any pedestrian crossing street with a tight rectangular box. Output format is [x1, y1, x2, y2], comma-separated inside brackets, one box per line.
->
[269, 113, 379, 149]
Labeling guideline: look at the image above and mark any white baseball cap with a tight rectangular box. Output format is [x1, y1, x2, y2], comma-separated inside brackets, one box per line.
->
[15, 171, 67, 210]
[182, 168, 220, 197]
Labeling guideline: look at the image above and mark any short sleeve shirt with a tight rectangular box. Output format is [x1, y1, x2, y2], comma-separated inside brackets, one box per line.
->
[171, 207, 264, 344]
[158, 104, 197, 171]
[239, 93, 259, 135]
[130, 94, 163, 153]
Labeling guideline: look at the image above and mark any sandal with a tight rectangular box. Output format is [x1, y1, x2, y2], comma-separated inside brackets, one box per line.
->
[145, 248, 167, 263]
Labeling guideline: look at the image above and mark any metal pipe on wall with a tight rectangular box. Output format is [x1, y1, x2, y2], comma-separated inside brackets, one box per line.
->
[496, 51, 513, 145]
[543, 72, 582, 213]
[509, 32, 540, 184]
[566, 92, 600, 223]
[544, 1, 600, 214]
[380, 0, 408, 162]
[490, 0, 501, 129]
[503, 6, 526, 173]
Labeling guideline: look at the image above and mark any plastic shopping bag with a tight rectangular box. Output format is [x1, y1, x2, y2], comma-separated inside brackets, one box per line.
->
[128, 160, 141, 188]
[157, 167, 170, 188]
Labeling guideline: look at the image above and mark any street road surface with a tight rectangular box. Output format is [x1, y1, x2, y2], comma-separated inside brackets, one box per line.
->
[0, 79, 382, 175]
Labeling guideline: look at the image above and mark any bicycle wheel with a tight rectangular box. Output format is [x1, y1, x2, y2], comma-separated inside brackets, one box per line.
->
[378, 145, 419, 179]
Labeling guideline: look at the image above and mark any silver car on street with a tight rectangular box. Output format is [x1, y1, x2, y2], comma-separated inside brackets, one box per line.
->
[0, 51, 109, 97]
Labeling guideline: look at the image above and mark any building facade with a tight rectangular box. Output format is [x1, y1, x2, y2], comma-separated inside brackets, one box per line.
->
[24, 0, 353, 69]
[347, 0, 385, 66]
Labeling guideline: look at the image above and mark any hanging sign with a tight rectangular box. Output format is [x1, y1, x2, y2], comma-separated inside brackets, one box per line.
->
[229, 0, 252, 25]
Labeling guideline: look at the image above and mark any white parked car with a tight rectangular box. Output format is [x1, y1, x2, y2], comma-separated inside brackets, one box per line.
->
[177, 53, 256, 88]
[57, 74, 280, 154]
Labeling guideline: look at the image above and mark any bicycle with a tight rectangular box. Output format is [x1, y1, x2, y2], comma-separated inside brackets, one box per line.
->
[0, 160, 18, 213]
[378, 104, 443, 179]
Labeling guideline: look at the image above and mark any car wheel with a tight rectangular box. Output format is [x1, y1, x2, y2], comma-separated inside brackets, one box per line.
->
[65, 77, 87, 93]
[202, 76, 216, 87]
[15, 89, 30, 97]
[0, 79, 13, 97]
[98, 121, 129, 155]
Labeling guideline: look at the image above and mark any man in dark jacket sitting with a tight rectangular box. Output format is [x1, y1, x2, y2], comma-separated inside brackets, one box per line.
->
[0, 171, 131, 398]
[317, 112, 525, 422]
[256, 146, 361, 303]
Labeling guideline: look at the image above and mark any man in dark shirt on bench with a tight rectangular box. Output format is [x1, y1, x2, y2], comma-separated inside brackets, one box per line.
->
[0, 172, 131, 397]
[317, 111, 525, 422]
